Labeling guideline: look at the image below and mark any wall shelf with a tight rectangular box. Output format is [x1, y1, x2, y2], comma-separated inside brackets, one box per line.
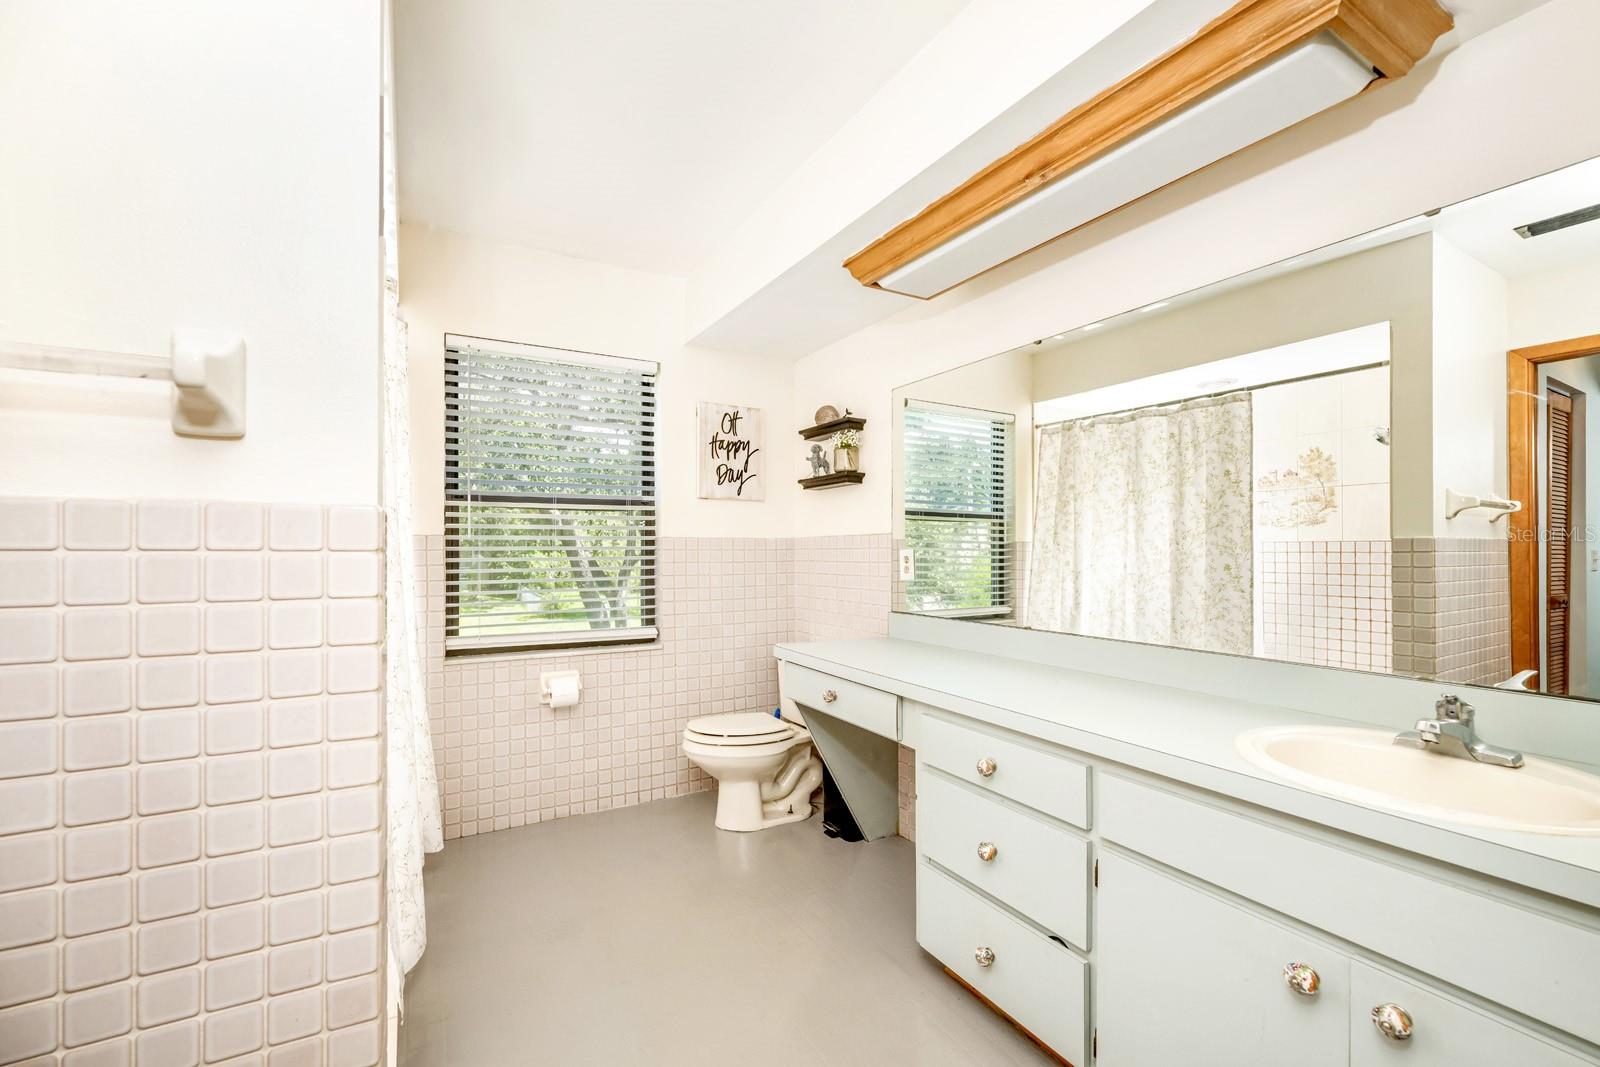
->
[799, 471, 865, 491]
[798, 416, 866, 441]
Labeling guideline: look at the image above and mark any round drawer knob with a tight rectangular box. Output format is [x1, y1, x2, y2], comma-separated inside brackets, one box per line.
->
[1371, 1003, 1413, 1041]
[821, 689, 837, 704]
[976, 841, 998, 863]
[974, 946, 996, 968]
[1282, 962, 1320, 997]
[976, 757, 997, 778]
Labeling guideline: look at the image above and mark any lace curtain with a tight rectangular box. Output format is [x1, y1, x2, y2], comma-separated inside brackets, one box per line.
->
[383, 0, 443, 987]
[1026, 392, 1253, 654]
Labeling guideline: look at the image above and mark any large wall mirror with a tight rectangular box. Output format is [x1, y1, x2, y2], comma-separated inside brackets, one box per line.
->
[892, 155, 1600, 703]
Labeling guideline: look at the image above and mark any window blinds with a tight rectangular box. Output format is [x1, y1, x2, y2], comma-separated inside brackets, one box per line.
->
[902, 402, 1014, 616]
[444, 336, 659, 652]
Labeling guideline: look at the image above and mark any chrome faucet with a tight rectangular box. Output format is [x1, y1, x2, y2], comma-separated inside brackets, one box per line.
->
[1394, 694, 1524, 768]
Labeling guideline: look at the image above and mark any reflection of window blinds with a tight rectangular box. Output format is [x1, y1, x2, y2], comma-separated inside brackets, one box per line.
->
[444, 335, 658, 653]
[902, 403, 1014, 616]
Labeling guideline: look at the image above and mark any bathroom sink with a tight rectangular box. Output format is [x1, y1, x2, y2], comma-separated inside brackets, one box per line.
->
[1235, 725, 1600, 836]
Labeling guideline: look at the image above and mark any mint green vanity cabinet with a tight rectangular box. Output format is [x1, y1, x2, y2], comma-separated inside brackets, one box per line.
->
[1096, 851, 1595, 1067]
[777, 653, 1600, 1066]
[1096, 851, 1351, 1066]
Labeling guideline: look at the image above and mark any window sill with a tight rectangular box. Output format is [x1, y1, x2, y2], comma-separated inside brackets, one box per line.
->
[444, 627, 660, 660]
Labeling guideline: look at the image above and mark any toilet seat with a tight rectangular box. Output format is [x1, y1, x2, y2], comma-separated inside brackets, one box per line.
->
[684, 711, 795, 747]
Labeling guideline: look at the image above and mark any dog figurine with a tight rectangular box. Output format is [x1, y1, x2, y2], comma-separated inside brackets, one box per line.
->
[807, 443, 831, 477]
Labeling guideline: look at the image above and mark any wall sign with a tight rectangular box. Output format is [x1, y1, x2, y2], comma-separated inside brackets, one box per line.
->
[698, 401, 765, 500]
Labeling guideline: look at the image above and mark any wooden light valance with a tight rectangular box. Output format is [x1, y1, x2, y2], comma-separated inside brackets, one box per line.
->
[844, 0, 1452, 296]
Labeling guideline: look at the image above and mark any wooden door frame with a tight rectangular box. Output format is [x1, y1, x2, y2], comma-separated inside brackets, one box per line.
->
[1507, 334, 1600, 681]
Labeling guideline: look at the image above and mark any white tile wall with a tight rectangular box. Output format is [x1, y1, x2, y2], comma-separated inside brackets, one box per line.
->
[792, 535, 893, 642]
[1257, 540, 1393, 672]
[415, 532, 898, 842]
[0, 497, 385, 1067]
[416, 536, 793, 839]
[1394, 537, 1511, 684]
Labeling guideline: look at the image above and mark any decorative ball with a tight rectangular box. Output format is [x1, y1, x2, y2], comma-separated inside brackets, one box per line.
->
[813, 405, 840, 424]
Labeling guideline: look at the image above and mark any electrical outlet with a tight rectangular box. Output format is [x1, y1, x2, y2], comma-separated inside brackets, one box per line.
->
[898, 549, 915, 581]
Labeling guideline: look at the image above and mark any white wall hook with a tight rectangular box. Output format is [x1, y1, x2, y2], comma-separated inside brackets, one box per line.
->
[171, 330, 246, 438]
[1444, 488, 1521, 521]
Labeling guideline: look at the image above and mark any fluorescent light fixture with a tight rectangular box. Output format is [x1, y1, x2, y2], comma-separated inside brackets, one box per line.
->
[876, 33, 1376, 299]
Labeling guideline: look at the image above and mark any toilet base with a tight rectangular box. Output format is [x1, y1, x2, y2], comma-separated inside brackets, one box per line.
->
[713, 778, 816, 832]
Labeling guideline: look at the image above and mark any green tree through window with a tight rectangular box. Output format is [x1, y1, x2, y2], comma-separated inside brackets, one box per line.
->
[444, 339, 657, 651]
[902, 404, 1013, 616]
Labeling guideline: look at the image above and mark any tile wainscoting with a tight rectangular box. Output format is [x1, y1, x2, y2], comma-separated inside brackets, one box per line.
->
[416, 534, 893, 842]
[1257, 540, 1393, 673]
[792, 535, 893, 643]
[1394, 537, 1511, 685]
[0, 497, 386, 1067]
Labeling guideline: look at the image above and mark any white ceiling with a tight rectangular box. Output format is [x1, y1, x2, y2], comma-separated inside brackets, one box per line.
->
[393, 0, 970, 275]
[1431, 155, 1600, 278]
[393, 0, 1564, 358]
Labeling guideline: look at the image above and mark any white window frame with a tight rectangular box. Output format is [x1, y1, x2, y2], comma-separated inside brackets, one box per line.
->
[443, 334, 660, 655]
[901, 398, 1016, 620]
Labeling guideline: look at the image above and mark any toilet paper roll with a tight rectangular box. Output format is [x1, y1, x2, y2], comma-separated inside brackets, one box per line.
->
[543, 671, 581, 709]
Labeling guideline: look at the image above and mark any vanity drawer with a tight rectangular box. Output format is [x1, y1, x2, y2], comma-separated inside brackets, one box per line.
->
[1349, 961, 1593, 1066]
[916, 858, 1087, 1066]
[917, 769, 1090, 949]
[781, 662, 897, 739]
[1098, 774, 1600, 1046]
[919, 713, 1089, 829]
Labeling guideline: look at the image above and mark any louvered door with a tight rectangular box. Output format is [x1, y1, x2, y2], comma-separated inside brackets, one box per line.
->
[1546, 388, 1573, 695]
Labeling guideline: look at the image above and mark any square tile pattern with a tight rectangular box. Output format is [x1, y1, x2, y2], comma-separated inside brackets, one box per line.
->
[1257, 540, 1394, 673]
[0, 498, 384, 1067]
[1393, 537, 1511, 684]
[416, 533, 894, 841]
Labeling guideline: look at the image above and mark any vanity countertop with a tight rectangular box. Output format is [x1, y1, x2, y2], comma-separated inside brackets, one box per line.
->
[776, 636, 1600, 909]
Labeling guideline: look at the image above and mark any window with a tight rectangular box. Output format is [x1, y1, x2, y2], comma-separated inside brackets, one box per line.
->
[444, 335, 658, 653]
[902, 401, 1014, 617]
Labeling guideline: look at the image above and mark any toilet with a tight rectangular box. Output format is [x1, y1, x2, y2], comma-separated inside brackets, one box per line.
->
[682, 710, 823, 832]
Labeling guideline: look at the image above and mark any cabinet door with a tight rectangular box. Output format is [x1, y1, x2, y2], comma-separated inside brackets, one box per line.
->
[1350, 962, 1594, 1066]
[1096, 853, 1349, 1067]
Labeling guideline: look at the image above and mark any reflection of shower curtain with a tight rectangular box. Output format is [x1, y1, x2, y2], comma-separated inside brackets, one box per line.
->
[384, 1, 443, 989]
[1027, 393, 1252, 653]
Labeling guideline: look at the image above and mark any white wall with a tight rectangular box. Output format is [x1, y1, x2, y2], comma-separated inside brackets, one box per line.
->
[791, 0, 1600, 538]
[1431, 235, 1511, 538]
[0, 2, 382, 505]
[1509, 258, 1600, 347]
[399, 224, 793, 538]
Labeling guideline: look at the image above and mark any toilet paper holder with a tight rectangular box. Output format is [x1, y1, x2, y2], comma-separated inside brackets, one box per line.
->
[540, 670, 582, 709]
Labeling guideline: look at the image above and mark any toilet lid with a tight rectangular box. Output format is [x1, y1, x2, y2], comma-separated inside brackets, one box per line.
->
[685, 711, 791, 743]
